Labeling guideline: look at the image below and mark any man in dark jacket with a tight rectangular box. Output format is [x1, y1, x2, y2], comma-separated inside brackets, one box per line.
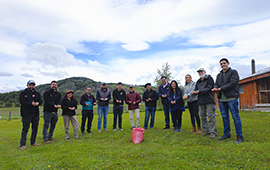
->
[19, 80, 42, 150]
[158, 76, 172, 129]
[43, 80, 61, 143]
[212, 58, 244, 143]
[192, 68, 217, 139]
[112, 82, 126, 131]
[96, 82, 111, 132]
[143, 83, 159, 129]
[80, 87, 96, 135]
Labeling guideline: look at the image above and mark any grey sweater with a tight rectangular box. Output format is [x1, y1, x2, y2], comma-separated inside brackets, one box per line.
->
[184, 80, 198, 102]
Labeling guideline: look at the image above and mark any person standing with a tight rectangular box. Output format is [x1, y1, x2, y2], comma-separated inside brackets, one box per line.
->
[112, 82, 126, 131]
[43, 80, 61, 144]
[143, 83, 159, 129]
[183, 74, 202, 134]
[212, 58, 244, 143]
[167, 80, 185, 132]
[192, 68, 217, 138]
[158, 76, 172, 129]
[61, 90, 79, 140]
[125, 85, 141, 130]
[96, 82, 111, 132]
[19, 80, 42, 150]
[80, 87, 96, 135]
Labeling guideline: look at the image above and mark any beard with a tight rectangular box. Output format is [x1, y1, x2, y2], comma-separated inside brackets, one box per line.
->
[199, 74, 206, 78]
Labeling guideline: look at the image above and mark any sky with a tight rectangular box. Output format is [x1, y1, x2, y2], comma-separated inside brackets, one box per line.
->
[1, 0, 270, 93]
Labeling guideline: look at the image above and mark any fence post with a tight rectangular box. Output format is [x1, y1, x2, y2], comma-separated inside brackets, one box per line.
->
[9, 111, 11, 120]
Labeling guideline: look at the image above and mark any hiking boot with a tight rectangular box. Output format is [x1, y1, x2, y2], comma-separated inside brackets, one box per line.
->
[190, 126, 196, 133]
[20, 146, 27, 150]
[209, 134, 216, 139]
[31, 143, 41, 146]
[44, 141, 51, 144]
[201, 132, 210, 136]
[49, 138, 57, 141]
[218, 135, 231, 140]
[234, 136, 244, 144]
[112, 129, 117, 131]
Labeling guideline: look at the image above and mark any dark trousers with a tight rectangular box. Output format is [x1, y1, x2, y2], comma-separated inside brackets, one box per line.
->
[81, 110, 94, 132]
[187, 101, 201, 128]
[113, 105, 123, 129]
[163, 104, 174, 128]
[172, 109, 182, 130]
[20, 114, 39, 147]
[43, 112, 58, 141]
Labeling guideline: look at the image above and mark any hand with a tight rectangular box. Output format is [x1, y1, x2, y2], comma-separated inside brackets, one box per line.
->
[148, 98, 152, 101]
[133, 102, 136, 105]
[85, 103, 89, 106]
[192, 90, 199, 95]
[118, 100, 122, 103]
[93, 102, 97, 105]
[129, 101, 132, 104]
[105, 98, 108, 101]
[183, 95, 188, 100]
[212, 88, 221, 92]
[69, 107, 75, 110]
[101, 98, 104, 101]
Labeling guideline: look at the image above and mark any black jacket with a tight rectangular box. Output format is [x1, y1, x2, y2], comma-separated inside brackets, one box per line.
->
[19, 88, 42, 117]
[113, 89, 126, 106]
[43, 89, 62, 112]
[214, 67, 240, 99]
[143, 89, 159, 107]
[195, 75, 215, 105]
[61, 97, 78, 116]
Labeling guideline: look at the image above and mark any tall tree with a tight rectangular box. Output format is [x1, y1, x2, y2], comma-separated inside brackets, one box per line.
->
[154, 62, 173, 87]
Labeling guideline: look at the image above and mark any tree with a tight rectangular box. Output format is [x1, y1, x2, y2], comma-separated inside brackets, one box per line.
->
[154, 62, 173, 87]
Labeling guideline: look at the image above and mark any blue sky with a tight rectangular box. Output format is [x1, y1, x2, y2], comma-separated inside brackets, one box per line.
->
[0, 0, 270, 92]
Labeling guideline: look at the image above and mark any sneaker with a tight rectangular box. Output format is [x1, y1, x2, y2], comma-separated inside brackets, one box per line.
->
[131, 127, 135, 130]
[44, 141, 51, 144]
[201, 132, 210, 136]
[178, 128, 182, 132]
[218, 135, 231, 140]
[119, 128, 123, 131]
[20, 146, 27, 150]
[234, 136, 244, 144]
[49, 138, 57, 141]
[66, 138, 70, 140]
[81, 132, 84, 136]
[209, 134, 216, 139]
[174, 129, 178, 132]
[87, 131, 92, 133]
[31, 143, 41, 146]
[98, 130, 101, 132]
[163, 127, 170, 130]
[112, 129, 117, 131]
[104, 129, 109, 131]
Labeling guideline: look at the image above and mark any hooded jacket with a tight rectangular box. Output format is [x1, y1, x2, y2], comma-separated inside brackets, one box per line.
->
[19, 88, 42, 117]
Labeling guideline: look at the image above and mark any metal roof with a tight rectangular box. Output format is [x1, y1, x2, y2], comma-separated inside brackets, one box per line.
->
[240, 67, 270, 80]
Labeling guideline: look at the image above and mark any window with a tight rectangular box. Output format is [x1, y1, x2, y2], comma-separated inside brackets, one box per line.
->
[239, 84, 244, 94]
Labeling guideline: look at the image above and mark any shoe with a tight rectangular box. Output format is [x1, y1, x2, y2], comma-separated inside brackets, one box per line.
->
[190, 126, 196, 133]
[87, 131, 92, 133]
[104, 129, 109, 131]
[112, 129, 117, 131]
[163, 127, 170, 130]
[49, 138, 57, 141]
[131, 127, 135, 130]
[234, 136, 244, 144]
[196, 128, 202, 134]
[174, 129, 178, 132]
[44, 141, 51, 144]
[201, 132, 210, 136]
[66, 138, 70, 140]
[218, 135, 231, 140]
[209, 134, 216, 139]
[31, 143, 41, 146]
[81, 132, 84, 136]
[98, 130, 101, 132]
[119, 128, 123, 131]
[20, 146, 27, 150]
[178, 128, 182, 132]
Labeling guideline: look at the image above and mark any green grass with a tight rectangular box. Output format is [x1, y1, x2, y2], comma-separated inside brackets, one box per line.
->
[0, 110, 270, 169]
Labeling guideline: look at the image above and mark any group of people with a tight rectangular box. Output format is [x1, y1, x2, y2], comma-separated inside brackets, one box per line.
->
[19, 58, 244, 150]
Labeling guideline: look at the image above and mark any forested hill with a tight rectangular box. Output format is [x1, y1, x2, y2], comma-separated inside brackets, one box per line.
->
[0, 77, 146, 108]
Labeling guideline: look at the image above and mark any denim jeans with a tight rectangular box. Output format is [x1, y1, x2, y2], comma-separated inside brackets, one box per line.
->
[163, 104, 171, 128]
[113, 105, 123, 129]
[43, 112, 58, 141]
[98, 105, 109, 130]
[81, 110, 94, 133]
[20, 114, 39, 147]
[219, 99, 243, 137]
[144, 107, 156, 129]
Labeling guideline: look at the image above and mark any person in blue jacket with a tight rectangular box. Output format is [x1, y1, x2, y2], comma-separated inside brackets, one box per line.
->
[167, 80, 185, 132]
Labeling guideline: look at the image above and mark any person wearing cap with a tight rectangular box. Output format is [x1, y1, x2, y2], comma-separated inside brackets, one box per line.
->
[183, 74, 202, 134]
[61, 90, 79, 140]
[143, 83, 159, 129]
[158, 76, 172, 129]
[43, 80, 61, 144]
[19, 80, 42, 150]
[96, 82, 111, 132]
[192, 68, 217, 138]
[112, 82, 126, 131]
[80, 87, 96, 135]
[125, 85, 142, 129]
[212, 58, 244, 144]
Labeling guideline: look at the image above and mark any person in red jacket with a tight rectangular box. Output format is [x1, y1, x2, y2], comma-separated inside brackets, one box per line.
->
[125, 85, 141, 130]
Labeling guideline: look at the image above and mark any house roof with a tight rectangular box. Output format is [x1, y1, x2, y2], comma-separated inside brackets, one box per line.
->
[239, 67, 270, 84]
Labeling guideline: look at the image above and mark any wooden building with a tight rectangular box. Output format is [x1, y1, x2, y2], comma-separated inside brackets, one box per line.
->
[238, 67, 270, 110]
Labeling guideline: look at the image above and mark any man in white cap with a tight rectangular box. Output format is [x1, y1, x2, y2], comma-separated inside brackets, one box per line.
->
[19, 80, 42, 150]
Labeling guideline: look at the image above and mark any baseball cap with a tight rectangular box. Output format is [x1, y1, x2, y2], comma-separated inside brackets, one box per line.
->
[197, 68, 205, 72]
[129, 85, 134, 88]
[27, 80, 36, 85]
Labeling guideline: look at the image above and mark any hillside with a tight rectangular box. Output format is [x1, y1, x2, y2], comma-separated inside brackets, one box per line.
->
[0, 77, 148, 108]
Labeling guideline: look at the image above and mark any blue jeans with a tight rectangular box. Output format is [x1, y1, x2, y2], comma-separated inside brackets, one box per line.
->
[219, 99, 243, 137]
[20, 114, 39, 147]
[144, 107, 156, 129]
[113, 105, 123, 129]
[163, 104, 172, 128]
[43, 112, 58, 141]
[98, 105, 109, 130]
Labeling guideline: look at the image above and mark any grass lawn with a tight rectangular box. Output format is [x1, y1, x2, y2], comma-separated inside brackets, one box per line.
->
[0, 110, 269, 169]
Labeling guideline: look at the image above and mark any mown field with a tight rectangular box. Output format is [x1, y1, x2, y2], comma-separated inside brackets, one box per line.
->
[0, 108, 269, 169]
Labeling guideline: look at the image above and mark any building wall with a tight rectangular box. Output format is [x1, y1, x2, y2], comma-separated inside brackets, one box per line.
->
[239, 81, 258, 109]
